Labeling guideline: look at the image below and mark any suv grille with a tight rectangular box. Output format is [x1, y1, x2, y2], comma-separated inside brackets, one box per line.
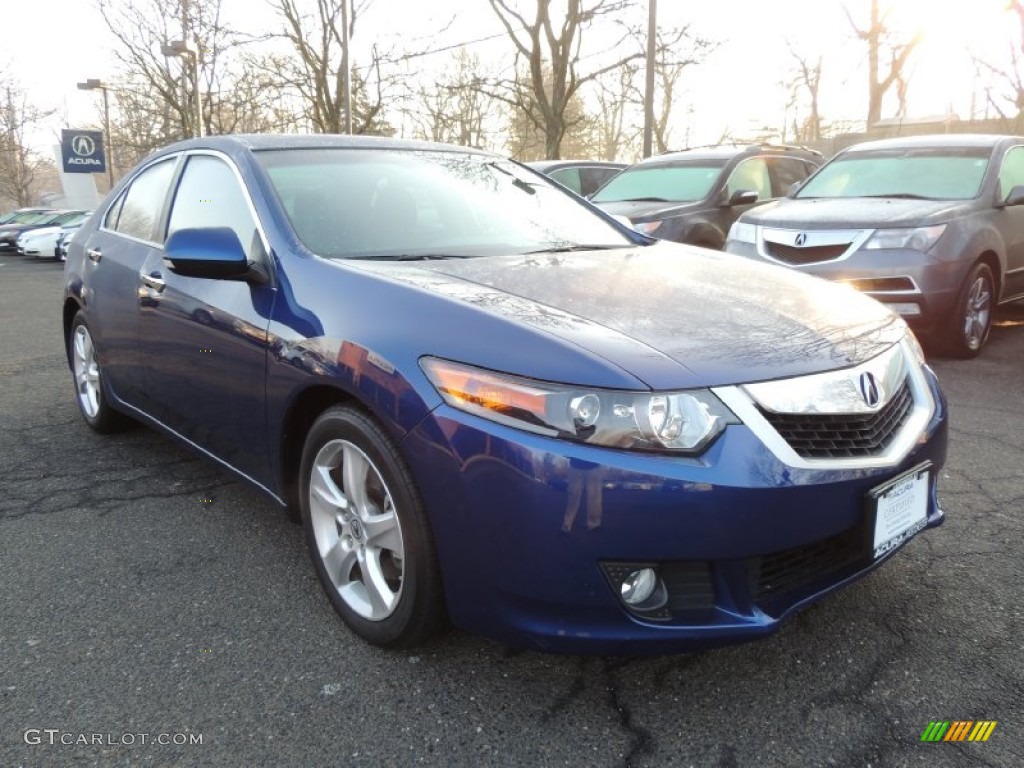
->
[759, 380, 913, 459]
[764, 241, 850, 264]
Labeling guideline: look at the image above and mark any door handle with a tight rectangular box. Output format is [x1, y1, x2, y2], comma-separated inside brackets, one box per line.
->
[86, 247, 102, 263]
[140, 272, 166, 292]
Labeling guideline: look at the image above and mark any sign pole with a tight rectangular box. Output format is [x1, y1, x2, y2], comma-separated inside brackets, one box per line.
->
[101, 87, 113, 190]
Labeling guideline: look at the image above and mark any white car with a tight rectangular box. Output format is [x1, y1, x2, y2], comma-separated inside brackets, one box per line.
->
[18, 212, 90, 260]
[17, 226, 62, 258]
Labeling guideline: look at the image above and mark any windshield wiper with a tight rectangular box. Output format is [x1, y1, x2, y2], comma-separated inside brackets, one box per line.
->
[612, 196, 671, 202]
[860, 193, 937, 200]
[358, 253, 475, 261]
[523, 244, 626, 254]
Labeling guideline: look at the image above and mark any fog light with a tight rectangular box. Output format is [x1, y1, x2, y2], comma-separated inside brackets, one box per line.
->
[885, 302, 922, 316]
[621, 568, 657, 605]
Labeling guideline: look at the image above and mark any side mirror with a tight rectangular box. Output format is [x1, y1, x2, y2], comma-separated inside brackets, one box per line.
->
[727, 189, 759, 207]
[787, 181, 803, 197]
[1001, 184, 1024, 207]
[164, 227, 253, 280]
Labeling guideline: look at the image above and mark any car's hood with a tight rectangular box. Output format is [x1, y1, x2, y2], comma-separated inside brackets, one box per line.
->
[743, 197, 973, 228]
[20, 226, 59, 239]
[593, 199, 704, 221]
[348, 243, 905, 388]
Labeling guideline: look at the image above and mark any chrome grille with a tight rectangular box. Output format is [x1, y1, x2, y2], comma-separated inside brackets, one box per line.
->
[759, 380, 914, 459]
[764, 241, 850, 264]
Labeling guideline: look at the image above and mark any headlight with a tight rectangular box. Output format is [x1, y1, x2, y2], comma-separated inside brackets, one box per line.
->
[420, 358, 737, 454]
[633, 220, 664, 235]
[727, 220, 757, 244]
[862, 225, 945, 252]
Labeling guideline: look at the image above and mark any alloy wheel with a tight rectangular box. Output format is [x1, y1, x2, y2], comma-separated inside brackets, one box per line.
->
[72, 325, 101, 418]
[308, 439, 405, 621]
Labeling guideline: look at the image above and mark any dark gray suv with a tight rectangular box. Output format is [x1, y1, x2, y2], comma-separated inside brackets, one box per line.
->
[725, 134, 1024, 357]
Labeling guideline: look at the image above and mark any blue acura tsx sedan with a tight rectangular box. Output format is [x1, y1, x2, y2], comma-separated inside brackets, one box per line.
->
[62, 135, 947, 654]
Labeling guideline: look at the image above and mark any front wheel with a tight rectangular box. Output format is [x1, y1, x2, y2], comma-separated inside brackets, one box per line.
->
[941, 263, 995, 359]
[299, 405, 445, 648]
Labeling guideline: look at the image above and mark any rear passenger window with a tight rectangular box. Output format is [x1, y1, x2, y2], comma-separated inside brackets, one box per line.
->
[770, 158, 815, 196]
[115, 159, 176, 242]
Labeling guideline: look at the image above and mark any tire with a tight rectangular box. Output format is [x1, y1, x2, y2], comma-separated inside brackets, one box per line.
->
[941, 262, 996, 359]
[299, 405, 445, 648]
[67, 311, 133, 433]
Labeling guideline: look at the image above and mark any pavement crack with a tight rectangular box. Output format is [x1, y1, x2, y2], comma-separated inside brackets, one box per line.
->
[602, 657, 654, 768]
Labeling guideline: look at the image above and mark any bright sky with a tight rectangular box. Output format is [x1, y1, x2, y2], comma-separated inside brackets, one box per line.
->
[5, 0, 1019, 156]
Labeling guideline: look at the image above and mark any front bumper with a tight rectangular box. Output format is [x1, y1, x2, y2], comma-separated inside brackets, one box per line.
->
[725, 239, 970, 333]
[402, 366, 948, 654]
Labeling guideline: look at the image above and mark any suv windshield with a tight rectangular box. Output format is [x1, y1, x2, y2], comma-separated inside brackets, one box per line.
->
[591, 161, 727, 203]
[797, 146, 992, 201]
[257, 149, 633, 259]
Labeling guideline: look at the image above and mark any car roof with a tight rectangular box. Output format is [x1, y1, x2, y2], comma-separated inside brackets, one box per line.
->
[153, 133, 497, 157]
[527, 160, 627, 171]
[844, 133, 1024, 153]
[632, 144, 820, 168]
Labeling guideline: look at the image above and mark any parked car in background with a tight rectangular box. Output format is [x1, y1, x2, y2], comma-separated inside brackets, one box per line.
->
[17, 211, 91, 259]
[725, 134, 1024, 358]
[526, 160, 626, 197]
[590, 144, 822, 249]
[0, 210, 86, 251]
[0, 207, 55, 225]
[64, 134, 946, 654]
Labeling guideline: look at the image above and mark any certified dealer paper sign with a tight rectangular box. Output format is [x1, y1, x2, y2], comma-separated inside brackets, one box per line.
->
[61, 129, 106, 174]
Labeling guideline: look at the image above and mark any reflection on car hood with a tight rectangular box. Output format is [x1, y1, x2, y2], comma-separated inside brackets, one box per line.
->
[742, 197, 973, 228]
[594, 199, 704, 221]
[349, 242, 904, 388]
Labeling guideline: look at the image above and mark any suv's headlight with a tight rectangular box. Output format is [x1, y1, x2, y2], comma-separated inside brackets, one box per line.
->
[863, 225, 946, 252]
[633, 220, 664, 235]
[727, 221, 757, 244]
[421, 358, 738, 454]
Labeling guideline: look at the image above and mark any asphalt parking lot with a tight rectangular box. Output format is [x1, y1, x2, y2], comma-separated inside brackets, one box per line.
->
[1, 253, 1022, 768]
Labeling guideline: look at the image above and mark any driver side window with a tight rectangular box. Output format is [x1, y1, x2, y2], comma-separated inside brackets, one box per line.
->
[998, 146, 1024, 199]
[726, 157, 772, 202]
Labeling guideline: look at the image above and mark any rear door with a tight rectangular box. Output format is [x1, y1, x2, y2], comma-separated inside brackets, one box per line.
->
[136, 151, 277, 482]
[80, 156, 179, 406]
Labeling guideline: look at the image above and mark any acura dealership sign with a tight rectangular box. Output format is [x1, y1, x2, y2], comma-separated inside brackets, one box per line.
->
[61, 129, 106, 174]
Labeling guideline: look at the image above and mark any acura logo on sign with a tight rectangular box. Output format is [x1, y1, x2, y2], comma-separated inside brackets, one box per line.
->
[858, 371, 882, 408]
[72, 135, 96, 157]
[794, 232, 808, 247]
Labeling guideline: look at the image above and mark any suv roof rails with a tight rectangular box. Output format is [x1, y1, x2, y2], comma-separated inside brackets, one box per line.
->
[659, 142, 822, 157]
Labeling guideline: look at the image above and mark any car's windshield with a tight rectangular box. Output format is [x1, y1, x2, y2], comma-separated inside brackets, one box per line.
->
[257, 149, 634, 259]
[796, 147, 992, 200]
[590, 161, 727, 203]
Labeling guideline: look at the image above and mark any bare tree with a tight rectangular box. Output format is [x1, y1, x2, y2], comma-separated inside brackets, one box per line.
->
[271, 0, 392, 134]
[99, 0, 239, 140]
[0, 76, 55, 206]
[844, 0, 921, 127]
[487, 0, 646, 159]
[409, 51, 502, 148]
[592, 63, 640, 160]
[787, 43, 823, 142]
[972, 2, 1024, 129]
[643, 26, 716, 153]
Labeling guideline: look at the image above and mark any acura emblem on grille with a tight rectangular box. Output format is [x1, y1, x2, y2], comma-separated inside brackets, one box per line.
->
[794, 232, 808, 246]
[858, 371, 882, 408]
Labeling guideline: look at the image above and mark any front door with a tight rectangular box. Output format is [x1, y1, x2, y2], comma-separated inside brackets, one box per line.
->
[137, 152, 276, 484]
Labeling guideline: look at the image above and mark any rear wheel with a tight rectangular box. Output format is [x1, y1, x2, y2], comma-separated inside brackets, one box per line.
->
[68, 311, 133, 433]
[299, 405, 445, 648]
[941, 263, 995, 358]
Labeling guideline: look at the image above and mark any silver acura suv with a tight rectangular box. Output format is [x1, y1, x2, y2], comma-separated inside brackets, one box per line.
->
[725, 134, 1024, 357]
